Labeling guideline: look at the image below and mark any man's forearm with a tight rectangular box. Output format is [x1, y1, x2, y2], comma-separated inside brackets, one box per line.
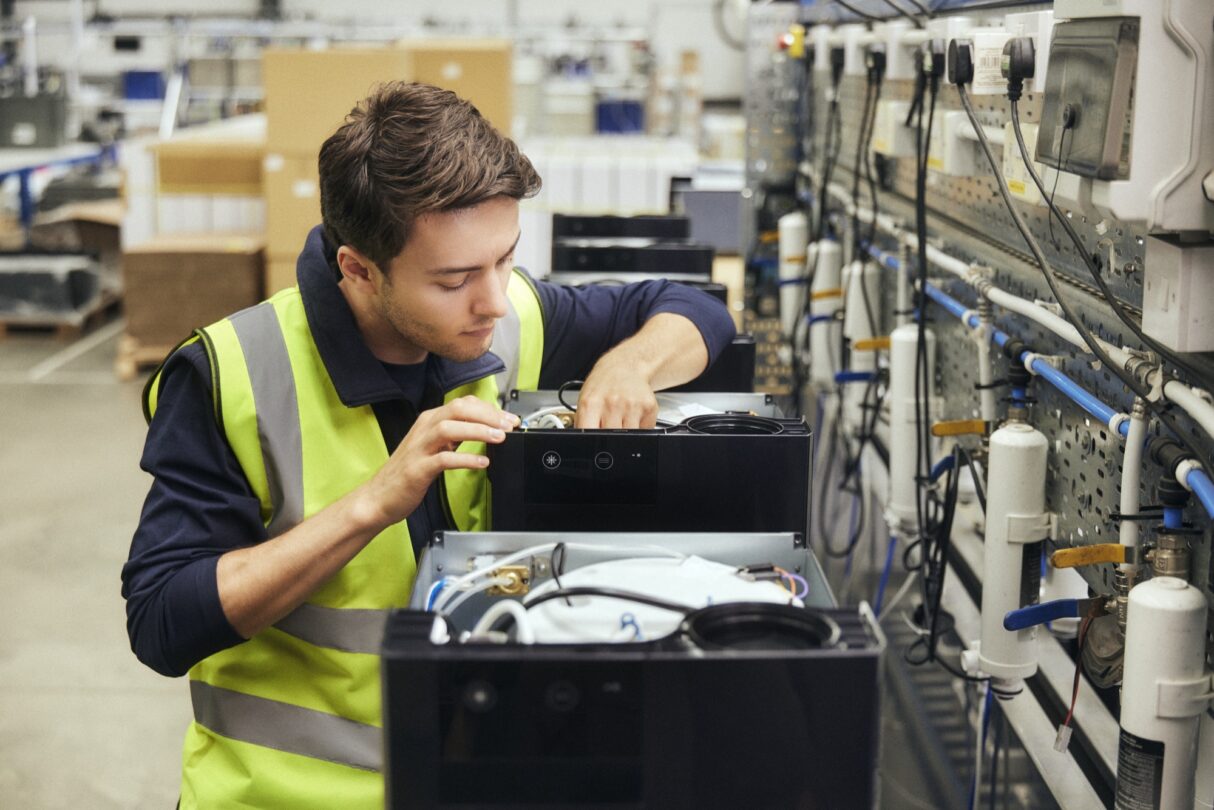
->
[574, 312, 710, 428]
[607, 312, 709, 390]
[216, 487, 385, 638]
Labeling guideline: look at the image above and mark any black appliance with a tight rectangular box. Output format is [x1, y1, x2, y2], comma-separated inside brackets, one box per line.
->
[553, 213, 690, 240]
[551, 241, 714, 279]
[382, 531, 882, 810]
[488, 414, 811, 537]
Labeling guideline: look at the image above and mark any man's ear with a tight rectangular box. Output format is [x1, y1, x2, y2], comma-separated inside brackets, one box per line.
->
[336, 246, 382, 291]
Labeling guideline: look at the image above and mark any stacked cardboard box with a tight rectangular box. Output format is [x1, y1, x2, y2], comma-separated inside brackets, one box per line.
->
[122, 233, 265, 348]
[261, 41, 513, 294]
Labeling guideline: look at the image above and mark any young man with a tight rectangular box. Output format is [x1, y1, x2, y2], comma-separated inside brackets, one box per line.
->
[122, 82, 734, 808]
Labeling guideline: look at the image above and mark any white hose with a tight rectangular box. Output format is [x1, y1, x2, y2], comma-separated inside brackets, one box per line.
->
[470, 599, 536, 644]
[1119, 403, 1148, 567]
[1163, 381, 1214, 445]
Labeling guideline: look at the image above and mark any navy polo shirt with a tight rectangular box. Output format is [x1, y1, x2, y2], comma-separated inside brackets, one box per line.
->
[121, 226, 736, 677]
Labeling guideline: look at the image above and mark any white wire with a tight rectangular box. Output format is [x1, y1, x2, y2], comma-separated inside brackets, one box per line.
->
[433, 542, 689, 614]
[468, 599, 536, 644]
[438, 577, 511, 617]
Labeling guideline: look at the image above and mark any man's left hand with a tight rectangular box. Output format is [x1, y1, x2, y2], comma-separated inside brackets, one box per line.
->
[573, 353, 660, 429]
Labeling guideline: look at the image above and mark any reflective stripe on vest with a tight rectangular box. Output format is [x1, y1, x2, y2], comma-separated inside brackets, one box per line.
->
[190, 680, 381, 772]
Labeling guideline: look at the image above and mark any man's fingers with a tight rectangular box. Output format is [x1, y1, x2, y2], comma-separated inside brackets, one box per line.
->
[574, 398, 602, 429]
[442, 395, 518, 431]
[432, 419, 508, 449]
[431, 450, 490, 473]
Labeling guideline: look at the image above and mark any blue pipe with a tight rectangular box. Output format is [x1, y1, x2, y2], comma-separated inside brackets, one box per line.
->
[1026, 358, 1119, 427]
[1163, 507, 1184, 530]
[808, 314, 835, 326]
[835, 370, 877, 384]
[1187, 468, 1214, 519]
[866, 240, 1214, 522]
[928, 455, 956, 484]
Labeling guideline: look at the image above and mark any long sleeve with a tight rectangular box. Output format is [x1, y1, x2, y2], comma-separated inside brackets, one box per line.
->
[120, 343, 261, 676]
[532, 277, 737, 389]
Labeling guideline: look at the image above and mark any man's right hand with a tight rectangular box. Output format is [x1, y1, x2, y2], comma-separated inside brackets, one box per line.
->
[358, 395, 520, 529]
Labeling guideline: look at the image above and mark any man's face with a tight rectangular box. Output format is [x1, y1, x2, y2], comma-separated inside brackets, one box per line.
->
[374, 196, 520, 363]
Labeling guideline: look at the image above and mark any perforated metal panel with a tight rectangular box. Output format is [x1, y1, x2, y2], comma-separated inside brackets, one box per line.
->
[811, 71, 1214, 626]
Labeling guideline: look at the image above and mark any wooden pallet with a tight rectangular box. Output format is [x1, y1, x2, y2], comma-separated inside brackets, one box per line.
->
[0, 290, 122, 341]
[114, 334, 174, 381]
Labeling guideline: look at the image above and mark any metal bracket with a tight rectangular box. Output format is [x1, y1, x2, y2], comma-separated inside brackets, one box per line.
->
[1156, 673, 1214, 719]
[1007, 512, 1056, 544]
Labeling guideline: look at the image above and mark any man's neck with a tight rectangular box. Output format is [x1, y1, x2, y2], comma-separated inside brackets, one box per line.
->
[338, 280, 427, 366]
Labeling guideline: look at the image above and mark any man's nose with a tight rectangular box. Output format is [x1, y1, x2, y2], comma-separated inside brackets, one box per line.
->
[473, 271, 510, 319]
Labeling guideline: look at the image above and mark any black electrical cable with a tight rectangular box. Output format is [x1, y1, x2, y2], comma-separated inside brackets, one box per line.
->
[955, 444, 987, 514]
[557, 379, 583, 412]
[913, 54, 940, 554]
[959, 83, 1214, 479]
[523, 587, 696, 615]
[875, 0, 927, 27]
[711, 0, 746, 51]
[550, 543, 573, 606]
[833, 0, 882, 21]
[1010, 101, 1214, 390]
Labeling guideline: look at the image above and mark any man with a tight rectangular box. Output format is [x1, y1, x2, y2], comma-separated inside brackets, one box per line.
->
[122, 81, 735, 808]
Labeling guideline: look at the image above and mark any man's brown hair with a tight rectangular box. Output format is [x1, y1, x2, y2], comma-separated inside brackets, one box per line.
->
[318, 81, 541, 269]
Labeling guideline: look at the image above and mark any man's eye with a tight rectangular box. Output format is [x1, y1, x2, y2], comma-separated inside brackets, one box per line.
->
[440, 276, 470, 291]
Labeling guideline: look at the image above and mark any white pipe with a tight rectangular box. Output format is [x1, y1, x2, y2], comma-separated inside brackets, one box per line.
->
[958, 120, 1007, 147]
[470, 599, 536, 644]
[1163, 381, 1214, 447]
[22, 16, 37, 97]
[778, 211, 810, 340]
[979, 420, 1049, 690]
[887, 323, 935, 533]
[1118, 401, 1148, 567]
[842, 260, 880, 437]
[809, 240, 845, 388]
[975, 314, 998, 422]
[1118, 577, 1208, 810]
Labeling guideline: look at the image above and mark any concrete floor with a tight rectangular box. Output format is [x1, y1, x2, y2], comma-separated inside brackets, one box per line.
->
[0, 317, 186, 809]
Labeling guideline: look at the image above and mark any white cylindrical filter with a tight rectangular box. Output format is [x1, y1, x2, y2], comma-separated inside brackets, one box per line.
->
[1197, 707, 1214, 810]
[842, 260, 881, 343]
[886, 323, 935, 532]
[1117, 577, 1208, 810]
[841, 260, 881, 436]
[809, 240, 844, 387]
[778, 211, 810, 339]
[1039, 563, 1089, 639]
[978, 421, 1048, 685]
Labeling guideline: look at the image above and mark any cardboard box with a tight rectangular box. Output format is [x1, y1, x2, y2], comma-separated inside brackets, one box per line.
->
[152, 115, 265, 197]
[404, 39, 513, 135]
[266, 253, 298, 295]
[30, 199, 126, 292]
[123, 233, 264, 346]
[262, 47, 416, 156]
[263, 153, 321, 258]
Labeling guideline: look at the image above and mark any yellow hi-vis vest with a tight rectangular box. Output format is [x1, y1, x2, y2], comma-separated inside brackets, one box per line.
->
[142, 269, 544, 809]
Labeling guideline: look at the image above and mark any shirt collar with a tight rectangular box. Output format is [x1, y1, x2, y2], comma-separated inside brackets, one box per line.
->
[296, 226, 505, 408]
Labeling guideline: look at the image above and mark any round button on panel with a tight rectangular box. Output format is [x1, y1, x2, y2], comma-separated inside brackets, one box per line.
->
[594, 451, 614, 470]
[545, 680, 580, 712]
[541, 451, 561, 470]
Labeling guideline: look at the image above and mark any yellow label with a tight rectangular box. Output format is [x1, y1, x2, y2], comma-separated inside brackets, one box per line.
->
[927, 157, 944, 171]
[1007, 179, 1026, 195]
